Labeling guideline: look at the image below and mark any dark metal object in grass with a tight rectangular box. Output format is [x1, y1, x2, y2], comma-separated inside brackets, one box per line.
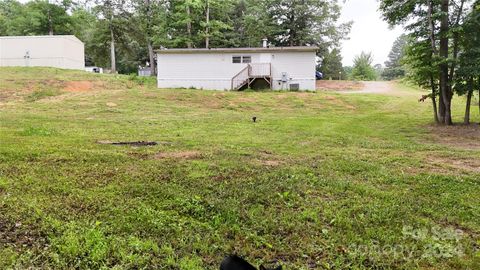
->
[220, 255, 282, 270]
[97, 140, 158, 146]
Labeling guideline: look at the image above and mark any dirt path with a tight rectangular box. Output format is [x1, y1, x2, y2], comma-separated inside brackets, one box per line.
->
[340, 81, 400, 94]
[317, 81, 415, 96]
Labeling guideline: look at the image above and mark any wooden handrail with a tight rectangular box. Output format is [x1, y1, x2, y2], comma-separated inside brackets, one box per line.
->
[231, 63, 272, 90]
[231, 65, 250, 90]
[233, 65, 250, 79]
[248, 63, 271, 77]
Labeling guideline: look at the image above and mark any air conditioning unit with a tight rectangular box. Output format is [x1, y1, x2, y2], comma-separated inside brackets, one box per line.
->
[289, 83, 300, 91]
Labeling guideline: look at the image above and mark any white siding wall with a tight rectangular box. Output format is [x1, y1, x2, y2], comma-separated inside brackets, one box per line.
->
[157, 51, 316, 91]
[0, 36, 84, 70]
[270, 52, 316, 91]
[62, 36, 85, 69]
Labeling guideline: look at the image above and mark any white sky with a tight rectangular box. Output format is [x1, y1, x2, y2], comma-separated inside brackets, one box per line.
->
[339, 0, 404, 67]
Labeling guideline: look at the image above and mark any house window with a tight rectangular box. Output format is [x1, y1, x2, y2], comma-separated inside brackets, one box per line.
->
[242, 56, 251, 63]
[232, 56, 252, 63]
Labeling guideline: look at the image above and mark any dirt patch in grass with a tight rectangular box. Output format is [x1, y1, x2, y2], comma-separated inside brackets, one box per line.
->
[323, 95, 356, 110]
[276, 92, 314, 99]
[155, 151, 202, 160]
[0, 219, 46, 251]
[427, 124, 480, 150]
[316, 80, 364, 91]
[0, 91, 19, 105]
[1, 79, 105, 103]
[257, 159, 284, 166]
[425, 155, 480, 173]
[436, 218, 479, 238]
[254, 150, 285, 167]
[64, 81, 95, 92]
[235, 96, 257, 103]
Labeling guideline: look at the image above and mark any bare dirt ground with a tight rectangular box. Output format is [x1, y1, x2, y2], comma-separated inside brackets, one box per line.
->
[338, 81, 414, 96]
[64, 81, 95, 92]
[426, 124, 480, 151]
[316, 80, 363, 91]
[341, 81, 395, 94]
[155, 151, 202, 160]
[317, 81, 407, 95]
[319, 81, 417, 97]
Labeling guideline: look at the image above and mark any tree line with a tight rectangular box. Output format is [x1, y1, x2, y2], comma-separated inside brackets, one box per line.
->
[0, 0, 351, 74]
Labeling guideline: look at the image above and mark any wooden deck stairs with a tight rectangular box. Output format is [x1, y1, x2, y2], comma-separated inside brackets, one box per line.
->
[231, 63, 272, 90]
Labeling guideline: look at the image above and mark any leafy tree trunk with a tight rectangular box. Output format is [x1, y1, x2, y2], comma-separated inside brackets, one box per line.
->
[464, 78, 473, 124]
[439, 98, 446, 122]
[148, 42, 155, 76]
[186, 5, 192, 48]
[449, 0, 465, 81]
[289, 13, 295, 46]
[48, 5, 53, 35]
[448, 0, 465, 117]
[439, 0, 452, 125]
[110, 25, 116, 73]
[144, 0, 156, 76]
[427, 1, 440, 124]
[430, 75, 440, 124]
[205, 0, 209, 48]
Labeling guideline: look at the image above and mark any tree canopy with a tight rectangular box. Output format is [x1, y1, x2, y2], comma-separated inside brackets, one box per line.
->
[379, 0, 478, 125]
[319, 47, 344, 80]
[351, 51, 377, 81]
[382, 34, 407, 81]
[0, 0, 351, 74]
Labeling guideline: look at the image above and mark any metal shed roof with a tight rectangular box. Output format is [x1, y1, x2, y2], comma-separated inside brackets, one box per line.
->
[0, 35, 83, 44]
[156, 46, 318, 54]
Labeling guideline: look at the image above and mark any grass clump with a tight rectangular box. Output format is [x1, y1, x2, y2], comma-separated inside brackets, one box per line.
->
[26, 88, 62, 102]
[19, 126, 57, 136]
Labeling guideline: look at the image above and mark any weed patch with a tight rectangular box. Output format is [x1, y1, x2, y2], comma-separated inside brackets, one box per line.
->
[26, 88, 62, 102]
[19, 126, 57, 136]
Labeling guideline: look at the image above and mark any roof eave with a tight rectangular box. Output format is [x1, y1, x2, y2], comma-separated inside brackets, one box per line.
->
[155, 47, 319, 54]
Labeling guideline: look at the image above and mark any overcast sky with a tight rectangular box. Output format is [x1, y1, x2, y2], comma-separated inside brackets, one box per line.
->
[339, 0, 404, 66]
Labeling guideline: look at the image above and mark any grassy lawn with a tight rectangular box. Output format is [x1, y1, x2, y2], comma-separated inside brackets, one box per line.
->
[0, 67, 479, 269]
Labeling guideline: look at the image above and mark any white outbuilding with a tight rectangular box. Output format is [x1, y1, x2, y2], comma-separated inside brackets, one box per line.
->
[0, 35, 85, 70]
[156, 45, 318, 91]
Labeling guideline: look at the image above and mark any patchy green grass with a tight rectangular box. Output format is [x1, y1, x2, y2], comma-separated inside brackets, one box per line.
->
[25, 88, 63, 102]
[0, 67, 479, 269]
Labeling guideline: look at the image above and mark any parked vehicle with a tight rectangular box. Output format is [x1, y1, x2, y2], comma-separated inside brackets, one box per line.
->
[316, 71, 323, 80]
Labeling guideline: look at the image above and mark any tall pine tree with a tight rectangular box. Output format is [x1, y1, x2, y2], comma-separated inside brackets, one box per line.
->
[382, 34, 407, 80]
[320, 48, 344, 80]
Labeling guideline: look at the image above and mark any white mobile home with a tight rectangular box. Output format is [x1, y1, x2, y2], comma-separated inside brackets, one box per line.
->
[156, 46, 317, 91]
[0, 35, 84, 70]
